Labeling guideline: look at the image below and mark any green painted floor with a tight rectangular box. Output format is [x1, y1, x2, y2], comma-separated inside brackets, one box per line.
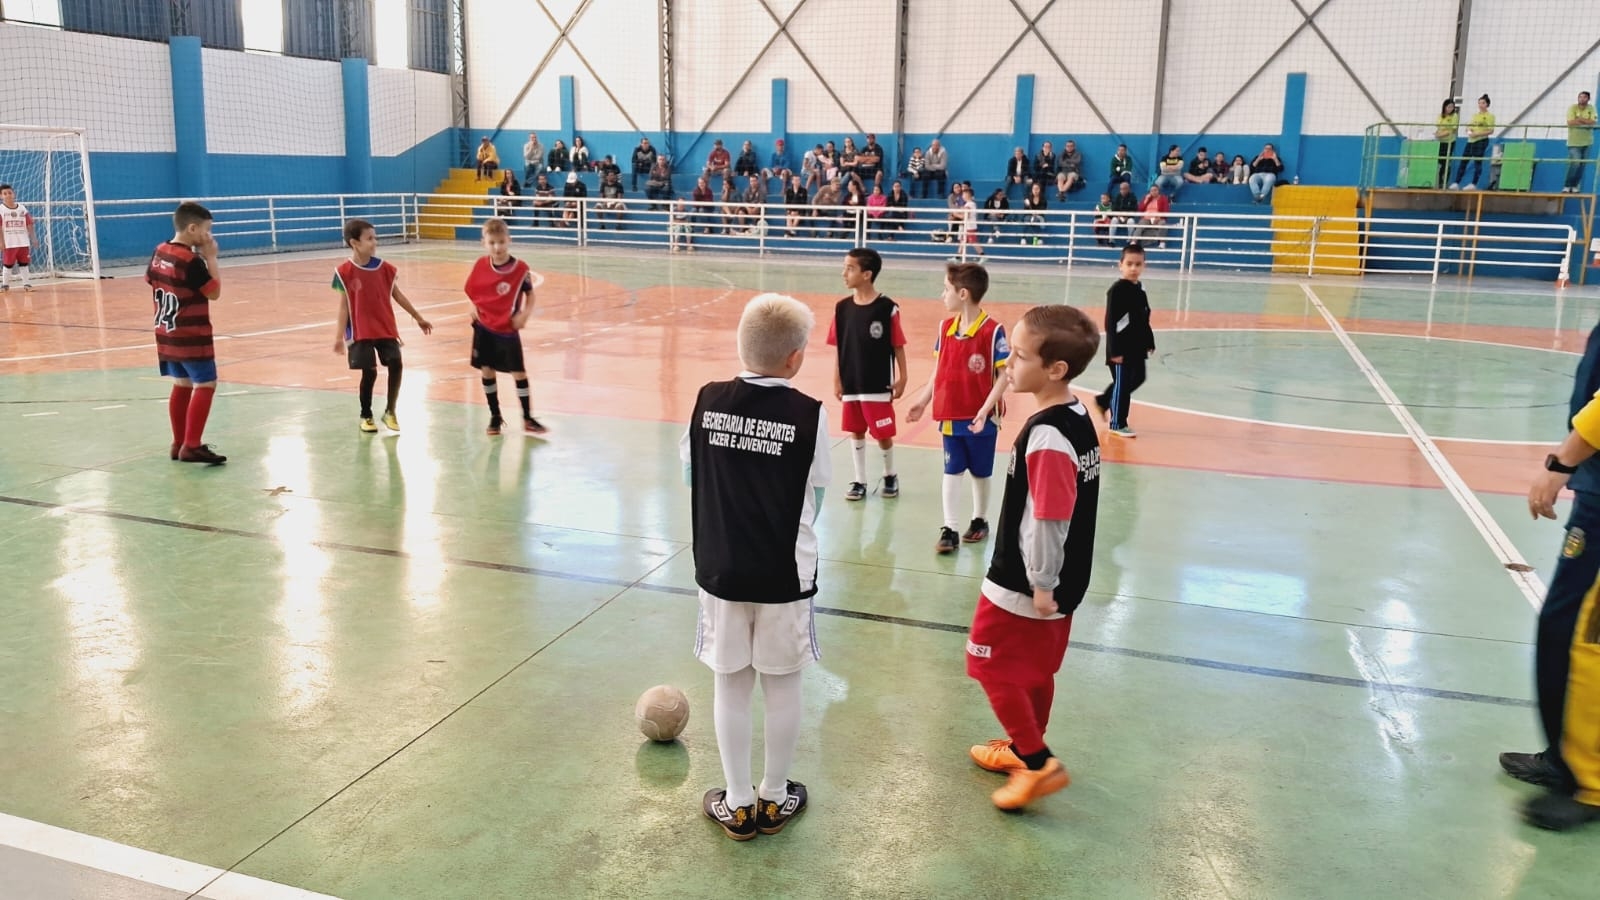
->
[4, 251, 1600, 899]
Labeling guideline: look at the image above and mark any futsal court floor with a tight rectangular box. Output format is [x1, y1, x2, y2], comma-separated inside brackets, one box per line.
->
[3, 242, 1600, 899]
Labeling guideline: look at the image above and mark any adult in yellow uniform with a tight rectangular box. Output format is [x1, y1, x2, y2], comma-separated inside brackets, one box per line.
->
[1434, 98, 1458, 189]
[1565, 91, 1597, 193]
[1449, 94, 1494, 190]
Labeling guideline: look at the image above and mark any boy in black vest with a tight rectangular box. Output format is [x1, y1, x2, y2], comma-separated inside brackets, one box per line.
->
[828, 247, 908, 501]
[1094, 242, 1155, 438]
[965, 304, 1102, 810]
[680, 293, 832, 840]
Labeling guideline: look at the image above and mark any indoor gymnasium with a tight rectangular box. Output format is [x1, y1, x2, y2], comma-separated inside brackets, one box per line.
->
[4, 1, 1600, 898]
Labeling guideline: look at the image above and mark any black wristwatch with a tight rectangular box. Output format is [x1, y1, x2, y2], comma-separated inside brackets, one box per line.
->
[1546, 454, 1580, 474]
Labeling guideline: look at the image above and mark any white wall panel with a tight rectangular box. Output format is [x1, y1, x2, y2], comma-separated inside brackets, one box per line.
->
[1028, 1, 1161, 136]
[203, 49, 344, 155]
[1465, 0, 1600, 134]
[369, 68, 454, 157]
[0, 23, 175, 153]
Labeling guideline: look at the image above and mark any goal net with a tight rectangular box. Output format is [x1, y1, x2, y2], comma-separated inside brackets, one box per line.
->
[0, 125, 100, 279]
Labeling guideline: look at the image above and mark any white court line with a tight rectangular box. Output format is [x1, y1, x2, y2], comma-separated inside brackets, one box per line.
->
[0, 811, 340, 899]
[92, 404, 126, 410]
[21, 411, 58, 417]
[1302, 283, 1545, 609]
[218, 390, 249, 396]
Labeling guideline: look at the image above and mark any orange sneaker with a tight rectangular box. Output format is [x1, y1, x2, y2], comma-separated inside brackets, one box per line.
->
[991, 757, 1070, 810]
[969, 739, 1026, 772]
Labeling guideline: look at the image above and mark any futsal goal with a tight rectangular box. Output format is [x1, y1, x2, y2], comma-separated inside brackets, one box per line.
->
[0, 125, 101, 279]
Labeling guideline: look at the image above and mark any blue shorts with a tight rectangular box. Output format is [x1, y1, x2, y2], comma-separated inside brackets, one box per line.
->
[941, 420, 999, 477]
[158, 359, 218, 383]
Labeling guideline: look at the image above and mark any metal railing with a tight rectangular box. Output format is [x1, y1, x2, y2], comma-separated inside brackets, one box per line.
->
[91, 190, 1577, 284]
[1361, 121, 1597, 193]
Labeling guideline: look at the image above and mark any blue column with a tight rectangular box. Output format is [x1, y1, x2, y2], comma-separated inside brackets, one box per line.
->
[772, 78, 789, 147]
[168, 36, 209, 197]
[341, 58, 373, 196]
[1282, 72, 1307, 181]
[560, 76, 576, 137]
[1012, 74, 1035, 161]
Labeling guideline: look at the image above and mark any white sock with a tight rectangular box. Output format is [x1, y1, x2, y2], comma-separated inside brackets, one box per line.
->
[881, 445, 895, 477]
[942, 473, 963, 532]
[972, 476, 992, 521]
[713, 667, 758, 809]
[851, 438, 867, 483]
[1, 268, 8, 287]
[17, 264, 28, 286]
[758, 670, 804, 802]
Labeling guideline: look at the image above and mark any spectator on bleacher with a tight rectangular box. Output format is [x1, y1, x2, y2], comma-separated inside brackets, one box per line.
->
[1092, 193, 1114, 246]
[494, 169, 522, 219]
[735, 141, 760, 177]
[719, 178, 738, 234]
[784, 175, 809, 237]
[739, 176, 766, 232]
[1005, 147, 1030, 197]
[1434, 98, 1459, 189]
[858, 134, 884, 180]
[924, 139, 949, 199]
[1155, 145, 1185, 196]
[983, 187, 1011, 243]
[843, 174, 867, 223]
[646, 155, 673, 208]
[1184, 146, 1215, 185]
[1110, 181, 1138, 240]
[1022, 181, 1047, 245]
[596, 171, 626, 229]
[630, 137, 657, 192]
[532, 174, 556, 225]
[1108, 144, 1134, 195]
[1230, 154, 1249, 184]
[704, 140, 731, 182]
[813, 177, 845, 238]
[1138, 184, 1171, 246]
[476, 137, 500, 181]
[819, 141, 840, 182]
[840, 138, 859, 182]
[802, 144, 824, 191]
[1056, 140, 1085, 199]
[1033, 141, 1057, 186]
[561, 172, 587, 227]
[1566, 91, 1596, 193]
[571, 136, 591, 171]
[524, 133, 545, 182]
[692, 175, 714, 233]
[1449, 95, 1493, 190]
[884, 180, 910, 240]
[597, 155, 621, 181]
[764, 140, 794, 190]
[940, 181, 968, 242]
[866, 183, 889, 238]
[547, 140, 569, 173]
[1248, 143, 1284, 203]
[1211, 151, 1229, 182]
[904, 147, 926, 192]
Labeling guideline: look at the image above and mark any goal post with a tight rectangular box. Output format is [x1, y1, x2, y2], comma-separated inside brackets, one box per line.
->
[0, 124, 101, 279]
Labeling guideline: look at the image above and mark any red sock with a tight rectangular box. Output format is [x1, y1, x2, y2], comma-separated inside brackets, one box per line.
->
[1028, 681, 1056, 736]
[168, 385, 193, 444]
[184, 386, 215, 448]
[980, 679, 1045, 757]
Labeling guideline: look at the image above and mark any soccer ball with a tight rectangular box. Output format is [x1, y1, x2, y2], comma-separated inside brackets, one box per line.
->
[635, 684, 690, 742]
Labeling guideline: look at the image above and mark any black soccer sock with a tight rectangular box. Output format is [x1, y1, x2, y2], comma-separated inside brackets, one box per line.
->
[482, 377, 501, 417]
[1018, 747, 1054, 771]
[515, 378, 532, 418]
[384, 361, 403, 413]
[358, 368, 379, 418]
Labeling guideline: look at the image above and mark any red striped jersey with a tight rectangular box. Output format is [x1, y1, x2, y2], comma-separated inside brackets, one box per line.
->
[931, 312, 1009, 425]
[333, 257, 400, 341]
[465, 256, 533, 335]
[147, 241, 221, 363]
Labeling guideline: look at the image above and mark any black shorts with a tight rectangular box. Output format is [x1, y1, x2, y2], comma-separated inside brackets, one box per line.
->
[348, 338, 402, 370]
[471, 322, 526, 373]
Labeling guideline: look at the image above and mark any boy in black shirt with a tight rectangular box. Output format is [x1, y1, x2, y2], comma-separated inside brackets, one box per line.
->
[827, 248, 908, 500]
[966, 304, 1101, 810]
[1094, 243, 1155, 437]
[680, 293, 832, 840]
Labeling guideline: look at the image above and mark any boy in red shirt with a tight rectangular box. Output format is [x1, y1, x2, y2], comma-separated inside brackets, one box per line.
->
[148, 202, 226, 464]
[827, 248, 907, 500]
[965, 304, 1101, 810]
[907, 263, 1010, 554]
[331, 218, 433, 433]
[466, 217, 543, 436]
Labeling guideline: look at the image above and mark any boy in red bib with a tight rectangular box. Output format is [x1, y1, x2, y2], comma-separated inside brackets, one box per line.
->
[466, 217, 543, 436]
[332, 218, 433, 433]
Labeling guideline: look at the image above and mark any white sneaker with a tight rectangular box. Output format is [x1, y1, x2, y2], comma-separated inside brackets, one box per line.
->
[1462, 184, 1477, 191]
[1447, 183, 1460, 190]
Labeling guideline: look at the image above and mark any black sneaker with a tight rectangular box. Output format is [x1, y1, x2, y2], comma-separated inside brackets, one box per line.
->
[845, 481, 867, 501]
[485, 416, 503, 436]
[524, 416, 548, 436]
[178, 444, 227, 465]
[756, 781, 808, 835]
[170, 441, 180, 461]
[1522, 792, 1600, 831]
[1500, 751, 1576, 792]
[963, 517, 990, 543]
[936, 527, 960, 554]
[702, 788, 757, 841]
[881, 474, 899, 499]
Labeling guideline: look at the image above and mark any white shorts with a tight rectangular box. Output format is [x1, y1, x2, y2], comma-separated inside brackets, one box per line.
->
[694, 590, 819, 675]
